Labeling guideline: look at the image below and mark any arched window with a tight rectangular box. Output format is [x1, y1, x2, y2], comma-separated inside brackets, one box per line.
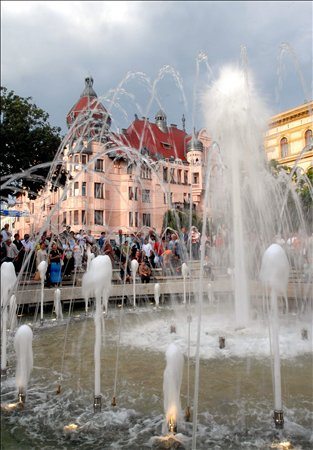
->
[280, 137, 288, 158]
[305, 129, 312, 148]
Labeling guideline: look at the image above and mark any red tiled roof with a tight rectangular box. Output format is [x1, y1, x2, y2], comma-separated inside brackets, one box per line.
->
[114, 119, 189, 161]
[66, 96, 109, 127]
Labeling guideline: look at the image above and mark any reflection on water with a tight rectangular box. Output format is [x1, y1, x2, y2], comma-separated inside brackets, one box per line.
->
[1, 306, 312, 449]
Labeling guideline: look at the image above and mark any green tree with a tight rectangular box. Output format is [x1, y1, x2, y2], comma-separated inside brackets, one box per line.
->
[0, 86, 65, 199]
[162, 208, 203, 234]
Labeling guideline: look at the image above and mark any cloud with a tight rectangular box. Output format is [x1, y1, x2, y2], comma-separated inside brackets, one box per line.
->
[1, 1, 312, 132]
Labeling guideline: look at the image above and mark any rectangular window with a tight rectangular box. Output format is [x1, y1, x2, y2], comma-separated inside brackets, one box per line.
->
[95, 159, 104, 172]
[134, 187, 138, 201]
[62, 212, 67, 225]
[82, 210, 86, 225]
[129, 211, 133, 227]
[94, 210, 103, 225]
[129, 186, 134, 200]
[164, 193, 167, 204]
[81, 154, 87, 166]
[142, 213, 151, 227]
[94, 182, 104, 199]
[184, 170, 188, 184]
[177, 169, 182, 184]
[74, 181, 79, 196]
[142, 189, 150, 203]
[69, 211, 72, 224]
[170, 168, 175, 183]
[74, 210, 79, 225]
[135, 212, 138, 227]
[193, 172, 199, 184]
[82, 182, 86, 196]
[74, 154, 80, 170]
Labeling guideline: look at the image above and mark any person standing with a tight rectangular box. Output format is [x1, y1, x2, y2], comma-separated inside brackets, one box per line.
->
[49, 242, 62, 286]
[1, 223, 11, 242]
[138, 257, 152, 283]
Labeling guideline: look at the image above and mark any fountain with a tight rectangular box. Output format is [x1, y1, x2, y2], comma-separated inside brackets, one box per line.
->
[0, 56, 312, 449]
[131, 259, 139, 308]
[53, 288, 63, 321]
[38, 260, 48, 325]
[14, 324, 33, 405]
[1, 262, 17, 375]
[163, 342, 184, 434]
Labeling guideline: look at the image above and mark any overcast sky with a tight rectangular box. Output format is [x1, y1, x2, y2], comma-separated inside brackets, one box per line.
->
[1, 1, 312, 134]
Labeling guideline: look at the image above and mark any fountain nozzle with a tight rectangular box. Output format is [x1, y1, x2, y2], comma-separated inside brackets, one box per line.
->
[184, 405, 191, 422]
[93, 395, 102, 413]
[219, 336, 225, 349]
[56, 384, 61, 395]
[273, 409, 284, 429]
[40, 318, 44, 326]
[111, 396, 116, 407]
[301, 328, 308, 340]
[168, 416, 177, 434]
[18, 389, 25, 405]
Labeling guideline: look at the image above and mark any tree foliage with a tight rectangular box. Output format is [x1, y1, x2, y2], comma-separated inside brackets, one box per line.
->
[0, 86, 65, 199]
[162, 208, 203, 234]
[268, 159, 313, 232]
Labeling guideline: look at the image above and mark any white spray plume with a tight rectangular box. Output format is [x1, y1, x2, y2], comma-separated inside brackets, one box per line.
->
[163, 342, 184, 433]
[14, 325, 33, 392]
[54, 289, 63, 320]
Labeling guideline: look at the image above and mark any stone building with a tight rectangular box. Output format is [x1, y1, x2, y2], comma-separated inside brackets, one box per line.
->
[264, 101, 312, 172]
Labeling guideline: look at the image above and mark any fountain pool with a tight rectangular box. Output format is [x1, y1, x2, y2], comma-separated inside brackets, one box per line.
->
[1, 302, 312, 449]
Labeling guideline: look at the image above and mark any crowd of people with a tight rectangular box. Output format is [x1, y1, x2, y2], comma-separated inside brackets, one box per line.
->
[0, 223, 203, 286]
[0, 222, 312, 286]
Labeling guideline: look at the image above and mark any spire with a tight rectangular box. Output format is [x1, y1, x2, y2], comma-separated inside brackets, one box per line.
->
[80, 76, 97, 98]
[182, 114, 186, 132]
[155, 109, 168, 133]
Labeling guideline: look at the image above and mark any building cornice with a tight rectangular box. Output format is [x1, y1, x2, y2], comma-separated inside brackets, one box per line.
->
[268, 101, 313, 128]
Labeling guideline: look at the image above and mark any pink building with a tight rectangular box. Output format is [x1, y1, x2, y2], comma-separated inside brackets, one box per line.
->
[15, 77, 212, 237]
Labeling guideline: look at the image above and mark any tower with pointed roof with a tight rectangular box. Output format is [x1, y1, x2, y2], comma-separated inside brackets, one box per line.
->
[66, 76, 111, 141]
[155, 109, 168, 133]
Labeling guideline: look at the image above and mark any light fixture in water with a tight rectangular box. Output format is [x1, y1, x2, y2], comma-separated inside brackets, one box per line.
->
[168, 416, 177, 433]
[18, 390, 25, 405]
[184, 405, 191, 421]
[1, 402, 20, 412]
[63, 423, 78, 432]
[219, 336, 225, 349]
[301, 328, 308, 340]
[93, 395, 102, 413]
[270, 440, 293, 449]
[273, 409, 284, 429]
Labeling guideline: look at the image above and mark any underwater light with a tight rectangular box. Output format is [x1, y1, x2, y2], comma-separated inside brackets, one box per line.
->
[168, 416, 177, 433]
[270, 440, 293, 449]
[1, 402, 20, 412]
[63, 423, 78, 432]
